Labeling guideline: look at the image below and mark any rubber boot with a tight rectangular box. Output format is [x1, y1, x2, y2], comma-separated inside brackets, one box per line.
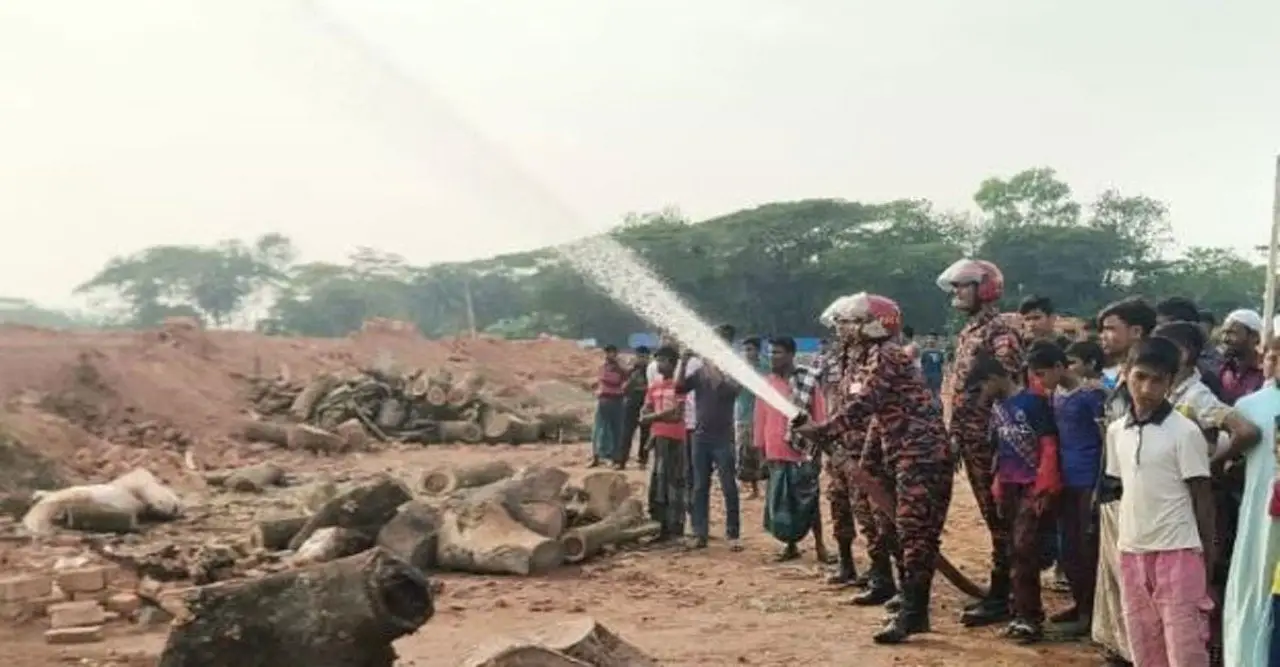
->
[883, 560, 907, 613]
[960, 568, 1010, 627]
[825, 538, 857, 586]
[873, 579, 930, 644]
[849, 556, 896, 606]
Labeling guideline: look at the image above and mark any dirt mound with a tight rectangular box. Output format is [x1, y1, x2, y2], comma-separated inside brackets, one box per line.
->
[0, 323, 600, 491]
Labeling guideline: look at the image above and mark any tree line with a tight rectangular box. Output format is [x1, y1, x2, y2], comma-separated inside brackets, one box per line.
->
[10, 167, 1265, 343]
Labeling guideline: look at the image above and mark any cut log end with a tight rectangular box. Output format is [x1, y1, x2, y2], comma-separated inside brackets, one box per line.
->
[461, 617, 656, 667]
[421, 461, 515, 496]
[372, 557, 435, 633]
[561, 498, 645, 564]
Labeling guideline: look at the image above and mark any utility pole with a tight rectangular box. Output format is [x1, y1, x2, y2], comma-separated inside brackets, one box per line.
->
[463, 279, 477, 339]
[1264, 155, 1280, 342]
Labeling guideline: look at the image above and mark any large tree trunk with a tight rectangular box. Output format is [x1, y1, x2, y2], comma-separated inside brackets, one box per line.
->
[422, 461, 514, 496]
[383, 466, 570, 575]
[288, 475, 412, 551]
[157, 549, 433, 667]
[460, 617, 657, 667]
[561, 498, 645, 563]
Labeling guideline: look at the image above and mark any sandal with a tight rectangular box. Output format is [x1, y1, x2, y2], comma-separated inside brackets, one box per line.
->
[1002, 618, 1043, 644]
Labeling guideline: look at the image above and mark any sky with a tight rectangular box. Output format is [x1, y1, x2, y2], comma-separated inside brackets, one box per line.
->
[0, 0, 1277, 308]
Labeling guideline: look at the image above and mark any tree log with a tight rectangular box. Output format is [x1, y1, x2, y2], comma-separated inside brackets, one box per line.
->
[614, 521, 661, 545]
[514, 500, 567, 539]
[287, 475, 413, 551]
[561, 498, 645, 563]
[64, 506, 138, 533]
[292, 527, 373, 565]
[579, 471, 632, 522]
[234, 419, 289, 447]
[438, 420, 484, 444]
[252, 515, 309, 551]
[421, 460, 515, 496]
[374, 398, 407, 431]
[405, 466, 571, 575]
[481, 410, 542, 444]
[447, 372, 485, 408]
[222, 462, 284, 493]
[157, 549, 433, 667]
[376, 500, 439, 572]
[333, 418, 369, 452]
[287, 424, 345, 454]
[424, 385, 448, 408]
[460, 617, 657, 667]
[465, 647, 590, 666]
[289, 374, 339, 422]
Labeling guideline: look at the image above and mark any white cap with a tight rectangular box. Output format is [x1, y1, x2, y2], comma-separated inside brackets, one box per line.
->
[1224, 308, 1263, 334]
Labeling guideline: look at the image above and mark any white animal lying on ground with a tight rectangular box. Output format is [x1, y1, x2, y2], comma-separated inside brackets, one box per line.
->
[22, 468, 183, 535]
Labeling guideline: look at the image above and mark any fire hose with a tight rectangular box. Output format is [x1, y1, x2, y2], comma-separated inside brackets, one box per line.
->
[836, 458, 988, 600]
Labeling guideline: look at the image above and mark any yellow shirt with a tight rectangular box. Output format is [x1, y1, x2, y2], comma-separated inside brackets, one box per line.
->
[1271, 560, 1280, 596]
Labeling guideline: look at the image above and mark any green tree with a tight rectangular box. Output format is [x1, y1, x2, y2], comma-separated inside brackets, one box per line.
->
[67, 167, 1268, 342]
[76, 233, 294, 327]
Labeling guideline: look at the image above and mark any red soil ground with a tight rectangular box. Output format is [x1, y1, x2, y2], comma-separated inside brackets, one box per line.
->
[0, 322, 1106, 666]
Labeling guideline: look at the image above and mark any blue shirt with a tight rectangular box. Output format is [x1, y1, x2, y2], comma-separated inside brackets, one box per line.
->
[1053, 386, 1107, 489]
[919, 348, 945, 378]
[992, 390, 1056, 484]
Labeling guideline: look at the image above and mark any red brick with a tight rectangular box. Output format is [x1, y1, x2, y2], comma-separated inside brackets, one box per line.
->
[55, 567, 107, 594]
[45, 626, 103, 644]
[0, 574, 52, 602]
[48, 600, 105, 629]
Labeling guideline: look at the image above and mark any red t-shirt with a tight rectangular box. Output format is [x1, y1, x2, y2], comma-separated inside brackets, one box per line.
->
[644, 378, 686, 441]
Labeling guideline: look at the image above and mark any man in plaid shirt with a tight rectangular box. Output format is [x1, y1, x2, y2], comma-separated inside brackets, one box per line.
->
[757, 336, 829, 562]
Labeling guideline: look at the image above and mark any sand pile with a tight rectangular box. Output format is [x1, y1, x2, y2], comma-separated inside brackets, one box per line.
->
[0, 320, 600, 497]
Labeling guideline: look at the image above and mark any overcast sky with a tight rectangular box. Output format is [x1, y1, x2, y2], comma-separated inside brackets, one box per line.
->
[1, 0, 1277, 307]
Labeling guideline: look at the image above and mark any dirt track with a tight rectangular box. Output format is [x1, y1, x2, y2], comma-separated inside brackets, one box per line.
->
[0, 324, 1106, 666]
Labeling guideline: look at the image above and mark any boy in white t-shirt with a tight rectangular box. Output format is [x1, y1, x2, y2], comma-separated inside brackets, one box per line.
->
[1104, 336, 1216, 666]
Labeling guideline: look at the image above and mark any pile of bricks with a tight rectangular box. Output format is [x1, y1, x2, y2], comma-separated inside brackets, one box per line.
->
[0, 564, 143, 644]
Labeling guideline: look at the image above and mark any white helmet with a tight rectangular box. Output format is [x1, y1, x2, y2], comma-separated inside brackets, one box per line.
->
[819, 295, 859, 329]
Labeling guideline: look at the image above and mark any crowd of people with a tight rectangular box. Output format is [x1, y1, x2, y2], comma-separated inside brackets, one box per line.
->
[588, 257, 1280, 667]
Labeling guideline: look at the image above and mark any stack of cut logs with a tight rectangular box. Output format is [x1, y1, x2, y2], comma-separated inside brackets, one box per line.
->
[232, 462, 658, 576]
[155, 461, 659, 667]
[238, 367, 589, 453]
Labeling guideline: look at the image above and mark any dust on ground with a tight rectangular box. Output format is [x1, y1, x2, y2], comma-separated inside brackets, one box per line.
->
[0, 323, 1107, 666]
[3, 445, 1107, 667]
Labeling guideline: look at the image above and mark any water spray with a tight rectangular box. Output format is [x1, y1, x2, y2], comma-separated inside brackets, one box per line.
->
[286, 1, 800, 418]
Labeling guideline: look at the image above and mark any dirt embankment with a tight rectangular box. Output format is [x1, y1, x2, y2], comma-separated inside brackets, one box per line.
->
[0, 320, 599, 497]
